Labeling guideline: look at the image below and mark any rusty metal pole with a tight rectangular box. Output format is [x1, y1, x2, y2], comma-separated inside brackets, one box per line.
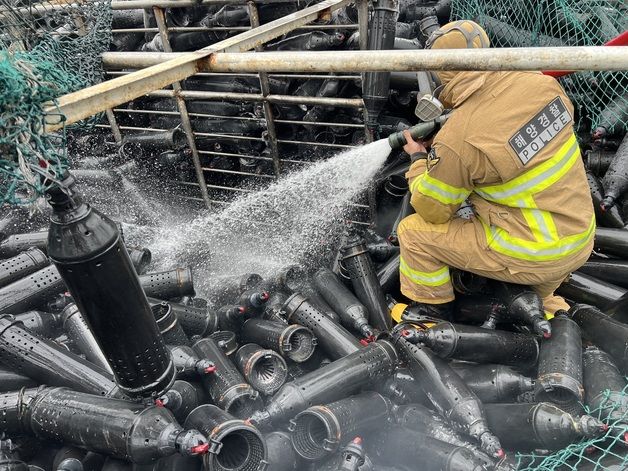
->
[247, 1, 282, 177]
[152, 6, 212, 208]
[357, 0, 377, 226]
[357, 0, 369, 143]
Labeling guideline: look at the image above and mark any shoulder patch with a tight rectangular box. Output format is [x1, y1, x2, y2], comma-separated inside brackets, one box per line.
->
[508, 97, 572, 166]
[427, 148, 440, 170]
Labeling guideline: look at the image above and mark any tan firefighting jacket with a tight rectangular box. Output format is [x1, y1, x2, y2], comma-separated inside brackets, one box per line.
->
[406, 70, 594, 268]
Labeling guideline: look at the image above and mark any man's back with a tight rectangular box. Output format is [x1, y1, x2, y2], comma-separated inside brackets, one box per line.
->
[433, 70, 594, 262]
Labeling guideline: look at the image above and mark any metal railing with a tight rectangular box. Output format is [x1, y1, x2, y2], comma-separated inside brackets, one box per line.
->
[84, 0, 369, 210]
[19, 0, 628, 212]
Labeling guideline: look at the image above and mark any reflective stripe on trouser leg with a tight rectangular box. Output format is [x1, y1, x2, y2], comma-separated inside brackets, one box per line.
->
[397, 217, 455, 304]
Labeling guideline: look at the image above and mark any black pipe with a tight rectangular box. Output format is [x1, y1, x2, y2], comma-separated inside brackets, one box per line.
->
[157, 380, 202, 424]
[570, 304, 628, 375]
[362, 0, 399, 135]
[393, 403, 479, 450]
[239, 288, 270, 315]
[234, 343, 288, 396]
[0, 387, 207, 464]
[148, 297, 218, 338]
[402, 322, 539, 367]
[283, 293, 361, 360]
[603, 292, 628, 324]
[392, 403, 499, 469]
[151, 302, 191, 346]
[122, 129, 187, 152]
[585, 150, 614, 177]
[313, 268, 375, 339]
[483, 402, 607, 451]
[217, 304, 248, 333]
[494, 282, 551, 337]
[46, 173, 175, 398]
[601, 133, 628, 210]
[594, 227, 628, 258]
[168, 344, 216, 378]
[586, 172, 625, 229]
[0, 365, 37, 391]
[0, 248, 49, 289]
[388, 193, 413, 244]
[593, 92, 628, 139]
[578, 259, 628, 289]
[0, 231, 48, 258]
[0, 315, 120, 397]
[126, 246, 151, 275]
[299, 283, 342, 324]
[341, 236, 391, 331]
[12, 310, 61, 337]
[337, 438, 366, 471]
[583, 346, 628, 423]
[192, 337, 262, 418]
[184, 404, 267, 471]
[248, 340, 397, 430]
[535, 313, 583, 408]
[377, 254, 401, 296]
[210, 330, 239, 356]
[240, 318, 317, 364]
[393, 336, 503, 458]
[289, 392, 391, 461]
[61, 304, 112, 373]
[265, 431, 300, 471]
[377, 367, 428, 405]
[557, 271, 626, 309]
[452, 364, 535, 404]
[368, 427, 490, 471]
[0, 265, 65, 314]
[139, 268, 195, 300]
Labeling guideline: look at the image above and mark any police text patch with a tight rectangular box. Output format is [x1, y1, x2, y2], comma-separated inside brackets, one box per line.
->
[508, 97, 572, 166]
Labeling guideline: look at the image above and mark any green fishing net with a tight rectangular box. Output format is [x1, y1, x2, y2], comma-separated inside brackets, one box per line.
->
[451, 0, 628, 136]
[517, 384, 628, 470]
[0, 0, 112, 205]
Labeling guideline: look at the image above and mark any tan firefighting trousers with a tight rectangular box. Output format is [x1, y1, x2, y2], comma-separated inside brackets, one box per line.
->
[397, 213, 594, 314]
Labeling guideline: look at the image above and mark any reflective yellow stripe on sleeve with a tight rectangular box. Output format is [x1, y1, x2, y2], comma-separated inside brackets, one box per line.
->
[409, 174, 424, 194]
[399, 256, 451, 287]
[415, 173, 470, 206]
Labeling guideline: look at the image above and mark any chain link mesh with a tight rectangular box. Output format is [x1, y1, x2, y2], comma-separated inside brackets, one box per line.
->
[0, 0, 112, 205]
[451, 0, 628, 136]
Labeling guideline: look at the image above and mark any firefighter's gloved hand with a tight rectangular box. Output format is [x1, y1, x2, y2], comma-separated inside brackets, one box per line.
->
[402, 130, 427, 155]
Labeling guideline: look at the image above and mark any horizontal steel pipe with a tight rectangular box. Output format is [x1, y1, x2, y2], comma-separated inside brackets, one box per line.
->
[0, 0, 299, 16]
[146, 88, 364, 108]
[102, 47, 628, 74]
[44, 0, 355, 131]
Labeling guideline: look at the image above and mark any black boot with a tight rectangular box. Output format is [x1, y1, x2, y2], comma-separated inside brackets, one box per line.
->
[402, 301, 453, 323]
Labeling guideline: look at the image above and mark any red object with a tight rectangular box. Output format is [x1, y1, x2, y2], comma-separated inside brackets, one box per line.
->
[359, 339, 369, 346]
[261, 291, 270, 301]
[624, 431, 628, 444]
[401, 329, 410, 337]
[191, 443, 210, 455]
[204, 365, 217, 374]
[543, 332, 552, 339]
[496, 449, 505, 459]
[155, 399, 164, 408]
[352, 437, 363, 445]
[543, 31, 628, 78]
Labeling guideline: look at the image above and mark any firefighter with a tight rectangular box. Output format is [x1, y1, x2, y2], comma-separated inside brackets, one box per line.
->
[398, 20, 594, 320]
